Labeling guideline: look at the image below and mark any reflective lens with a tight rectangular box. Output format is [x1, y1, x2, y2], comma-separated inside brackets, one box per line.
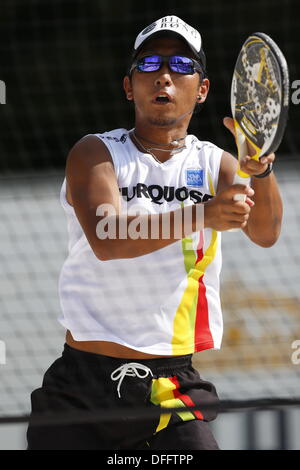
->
[137, 55, 162, 72]
[169, 56, 195, 74]
[131, 55, 201, 75]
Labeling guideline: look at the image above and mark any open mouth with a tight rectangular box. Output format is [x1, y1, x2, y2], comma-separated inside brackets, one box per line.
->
[155, 95, 171, 103]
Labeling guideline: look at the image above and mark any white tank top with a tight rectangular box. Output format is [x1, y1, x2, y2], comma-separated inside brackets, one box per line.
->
[58, 129, 223, 355]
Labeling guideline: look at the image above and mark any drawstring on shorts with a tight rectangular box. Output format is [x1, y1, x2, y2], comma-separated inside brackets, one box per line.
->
[110, 362, 153, 398]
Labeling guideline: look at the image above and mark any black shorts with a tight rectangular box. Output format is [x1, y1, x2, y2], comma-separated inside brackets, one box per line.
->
[27, 344, 220, 450]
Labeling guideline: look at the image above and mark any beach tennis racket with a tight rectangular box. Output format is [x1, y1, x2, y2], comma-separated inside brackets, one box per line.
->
[231, 32, 289, 203]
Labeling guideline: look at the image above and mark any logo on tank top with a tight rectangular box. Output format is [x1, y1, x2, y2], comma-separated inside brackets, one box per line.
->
[186, 169, 204, 187]
[119, 183, 213, 205]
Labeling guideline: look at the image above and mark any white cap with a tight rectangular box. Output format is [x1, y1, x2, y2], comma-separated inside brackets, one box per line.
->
[134, 16, 202, 57]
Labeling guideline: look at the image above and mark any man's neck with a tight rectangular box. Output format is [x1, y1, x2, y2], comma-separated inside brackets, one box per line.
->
[130, 128, 188, 163]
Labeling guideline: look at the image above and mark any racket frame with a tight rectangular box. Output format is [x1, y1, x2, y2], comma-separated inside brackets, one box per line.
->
[230, 32, 289, 230]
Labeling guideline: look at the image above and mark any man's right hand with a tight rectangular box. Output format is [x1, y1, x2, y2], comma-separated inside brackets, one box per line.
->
[204, 184, 255, 231]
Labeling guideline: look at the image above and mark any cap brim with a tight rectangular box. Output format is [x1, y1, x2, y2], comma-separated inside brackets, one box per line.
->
[134, 31, 196, 56]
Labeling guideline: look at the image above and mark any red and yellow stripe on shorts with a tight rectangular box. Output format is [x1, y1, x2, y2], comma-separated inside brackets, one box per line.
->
[150, 376, 203, 433]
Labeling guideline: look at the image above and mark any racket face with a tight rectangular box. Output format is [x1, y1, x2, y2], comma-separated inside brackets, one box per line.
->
[231, 32, 289, 157]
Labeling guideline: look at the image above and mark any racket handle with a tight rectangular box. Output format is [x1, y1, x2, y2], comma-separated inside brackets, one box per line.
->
[232, 173, 251, 202]
[229, 181, 250, 232]
[234, 125, 250, 192]
[229, 125, 251, 232]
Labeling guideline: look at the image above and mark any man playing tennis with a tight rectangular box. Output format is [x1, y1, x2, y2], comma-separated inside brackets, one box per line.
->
[27, 16, 282, 450]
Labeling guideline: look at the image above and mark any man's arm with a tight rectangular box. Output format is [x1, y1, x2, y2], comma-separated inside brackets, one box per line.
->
[218, 117, 283, 247]
[66, 135, 206, 260]
[66, 135, 255, 261]
[242, 166, 282, 247]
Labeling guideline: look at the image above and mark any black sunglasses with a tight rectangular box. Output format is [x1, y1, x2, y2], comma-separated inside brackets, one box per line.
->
[130, 55, 203, 75]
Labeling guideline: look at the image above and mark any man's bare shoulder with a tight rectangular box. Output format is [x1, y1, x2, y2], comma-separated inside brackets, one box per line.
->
[65, 134, 115, 206]
[67, 134, 113, 169]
